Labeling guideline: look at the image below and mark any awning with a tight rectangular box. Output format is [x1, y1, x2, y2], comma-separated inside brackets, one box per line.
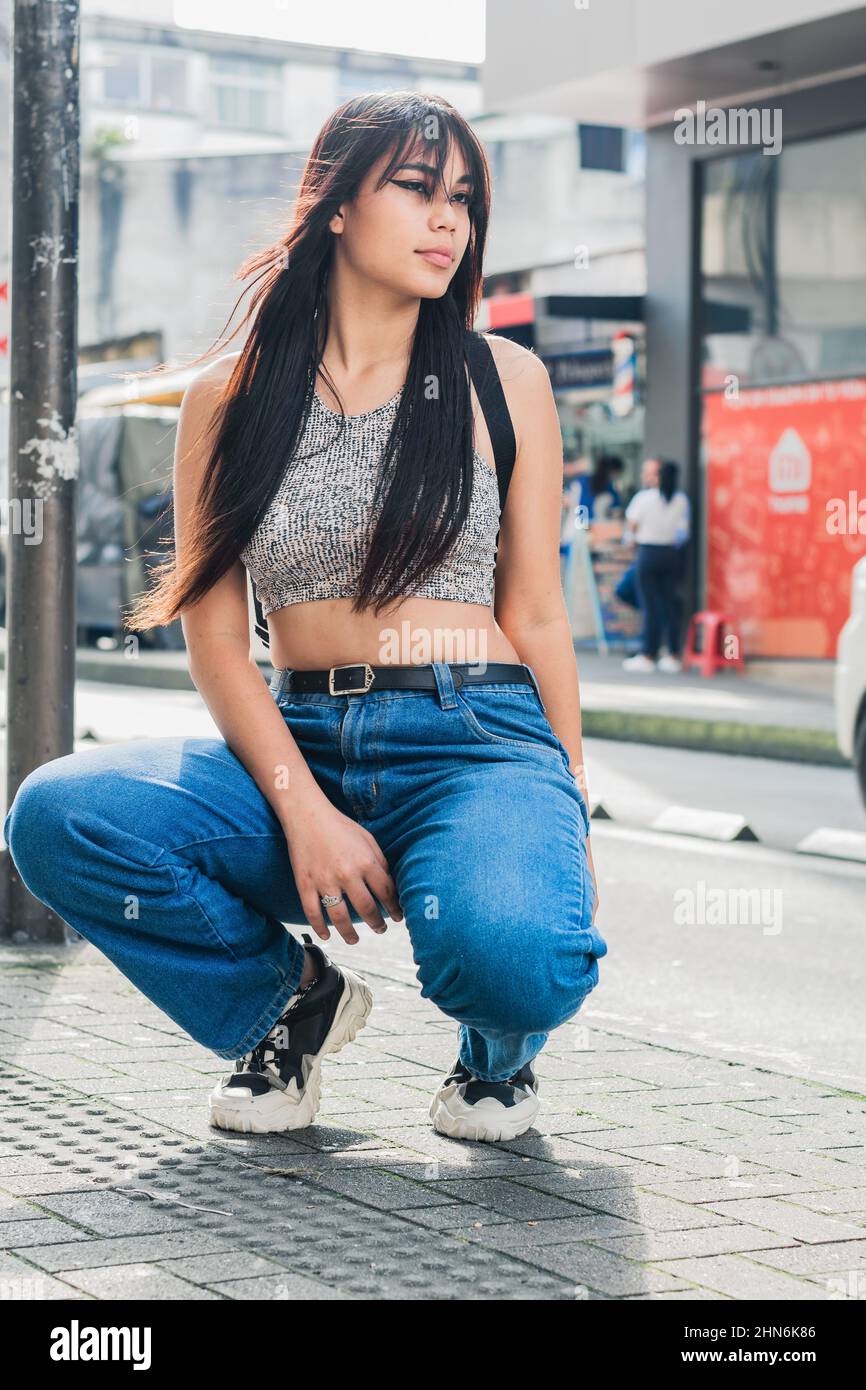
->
[479, 292, 750, 333]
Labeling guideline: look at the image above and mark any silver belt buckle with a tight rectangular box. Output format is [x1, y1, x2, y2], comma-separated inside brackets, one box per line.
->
[328, 663, 375, 695]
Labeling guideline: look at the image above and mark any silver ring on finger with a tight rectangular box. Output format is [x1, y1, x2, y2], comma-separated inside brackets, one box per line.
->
[320, 892, 344, 908]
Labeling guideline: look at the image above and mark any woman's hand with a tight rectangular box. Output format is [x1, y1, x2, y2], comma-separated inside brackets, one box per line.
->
[283, 800, 403, 944]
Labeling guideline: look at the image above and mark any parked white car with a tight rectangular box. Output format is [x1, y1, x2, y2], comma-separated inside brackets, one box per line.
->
[835, 554, 866, 808]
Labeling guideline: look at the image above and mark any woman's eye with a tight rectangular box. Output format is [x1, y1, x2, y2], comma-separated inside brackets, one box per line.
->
[394, 180, 428, 194]
[393, 180, 471, 206]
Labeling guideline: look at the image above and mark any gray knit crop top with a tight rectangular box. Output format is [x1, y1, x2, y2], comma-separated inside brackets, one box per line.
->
[239, 385, 501, 615]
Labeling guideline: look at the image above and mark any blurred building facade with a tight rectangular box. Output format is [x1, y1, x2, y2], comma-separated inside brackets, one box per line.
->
[484, 0, 866, 659]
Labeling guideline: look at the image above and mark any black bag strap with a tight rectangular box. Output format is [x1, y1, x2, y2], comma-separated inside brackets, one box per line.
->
[463, 328, 517, 531]
[249, 330, 517, 652]
[251, 575, 270, 650]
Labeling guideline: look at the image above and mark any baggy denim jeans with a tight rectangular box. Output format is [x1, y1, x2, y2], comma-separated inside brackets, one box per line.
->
[3, 661, 607, 1082]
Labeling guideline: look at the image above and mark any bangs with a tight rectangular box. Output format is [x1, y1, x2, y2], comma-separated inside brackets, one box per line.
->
[375, 112, 483, 217]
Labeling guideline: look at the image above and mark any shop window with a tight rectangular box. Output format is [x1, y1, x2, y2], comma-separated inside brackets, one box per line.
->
[701, 126, 866, 387]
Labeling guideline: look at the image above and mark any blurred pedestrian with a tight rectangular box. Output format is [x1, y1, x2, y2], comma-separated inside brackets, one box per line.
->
[621, 458, 690, 673]
[576, 453, 624, 521]
[615, 456, 658, 652]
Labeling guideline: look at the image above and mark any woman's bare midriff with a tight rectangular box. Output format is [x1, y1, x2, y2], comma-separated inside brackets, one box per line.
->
[266, 595, 522, 671]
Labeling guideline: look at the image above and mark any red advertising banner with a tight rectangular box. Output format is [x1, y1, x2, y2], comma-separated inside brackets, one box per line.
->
[703, 379, 866, 657]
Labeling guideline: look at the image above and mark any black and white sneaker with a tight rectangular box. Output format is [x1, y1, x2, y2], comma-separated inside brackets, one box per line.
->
[428, 1055, 540, 1142]
[208, 933, 373, 1134]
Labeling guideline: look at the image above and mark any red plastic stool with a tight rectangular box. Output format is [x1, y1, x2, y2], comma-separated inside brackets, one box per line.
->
[682, 612, 745, 678]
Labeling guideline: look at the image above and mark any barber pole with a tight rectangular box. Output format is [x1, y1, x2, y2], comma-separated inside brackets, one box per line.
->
[611, 332, 636, 417]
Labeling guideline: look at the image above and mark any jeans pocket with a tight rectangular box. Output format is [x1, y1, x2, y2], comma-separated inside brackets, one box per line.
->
[454, 685, 566, 768]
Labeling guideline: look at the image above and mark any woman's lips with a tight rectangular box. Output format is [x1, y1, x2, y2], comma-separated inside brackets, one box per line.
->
[416, 250, 452, 268]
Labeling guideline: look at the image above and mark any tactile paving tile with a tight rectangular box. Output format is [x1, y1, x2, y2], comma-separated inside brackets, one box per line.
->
[0, 1073, 579, 1299]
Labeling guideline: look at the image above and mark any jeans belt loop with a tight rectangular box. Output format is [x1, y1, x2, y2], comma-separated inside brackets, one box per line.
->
[431, 661, 458, 709]
[524, 664, 547, 714]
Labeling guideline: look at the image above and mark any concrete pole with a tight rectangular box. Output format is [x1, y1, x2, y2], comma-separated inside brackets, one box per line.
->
[1, 1, 80, 942]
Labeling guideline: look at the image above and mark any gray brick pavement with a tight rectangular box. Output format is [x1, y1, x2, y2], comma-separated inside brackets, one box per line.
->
[1, 934, 865, 1301]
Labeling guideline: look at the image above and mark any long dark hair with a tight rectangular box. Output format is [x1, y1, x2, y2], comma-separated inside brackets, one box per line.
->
[658, 459, 679, 503]
[124, 90, 491, 634]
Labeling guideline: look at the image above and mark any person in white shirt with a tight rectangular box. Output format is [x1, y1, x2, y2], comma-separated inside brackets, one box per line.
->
[621, 459, 690, 673]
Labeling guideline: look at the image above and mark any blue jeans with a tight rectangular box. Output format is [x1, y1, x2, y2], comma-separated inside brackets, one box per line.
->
[3, 662, 607, 1083]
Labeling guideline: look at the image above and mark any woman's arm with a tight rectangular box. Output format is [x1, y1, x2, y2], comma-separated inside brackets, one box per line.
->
[622, 488, 644, 544]
[490, 342, 599, 921]
[172, 360, 402, 941]
[174, 360, 327, 826]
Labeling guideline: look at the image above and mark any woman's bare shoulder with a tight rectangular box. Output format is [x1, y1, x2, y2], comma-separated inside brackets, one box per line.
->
[481, 333, 550, 397]
[187, 349, 243, 396]
[479, 334, 554, 456]
[173, 355, 242, 464]
[177, 352, 243, 433]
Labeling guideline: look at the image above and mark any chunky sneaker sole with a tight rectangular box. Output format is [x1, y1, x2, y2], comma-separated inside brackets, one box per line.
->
[428, 1056, 540, 1142]
[208, 933, 373, 1134]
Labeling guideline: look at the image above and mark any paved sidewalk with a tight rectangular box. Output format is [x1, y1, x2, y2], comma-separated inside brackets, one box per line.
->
[2, 908, 865, 1302]
[575, 653, 840, 765]
[577, 651, 834, 725]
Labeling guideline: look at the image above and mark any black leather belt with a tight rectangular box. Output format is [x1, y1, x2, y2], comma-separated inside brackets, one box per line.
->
[280, 662, 536, 696]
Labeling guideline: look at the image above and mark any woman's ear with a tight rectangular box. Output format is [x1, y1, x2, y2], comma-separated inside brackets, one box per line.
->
[329, 208, 345, 236]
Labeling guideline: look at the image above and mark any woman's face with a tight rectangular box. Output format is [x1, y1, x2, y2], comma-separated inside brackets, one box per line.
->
[328, 139, 474, 299]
